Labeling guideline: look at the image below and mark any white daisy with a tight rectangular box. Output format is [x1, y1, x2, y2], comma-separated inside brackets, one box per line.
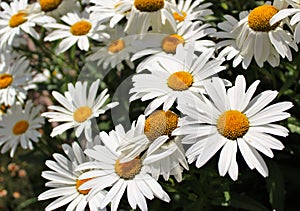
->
[75, 123, 170, 211]
[124, 0, 178, 34]
[88, 0, 133, 28]
[131, 19, 215, 61]
[44, 11, 109, 54]
[270, 3, 300, 43]
[130, 44, 227, 116]
[0, 55, 34, 106]
[38, 142, 106, 211]
[118, 112, 188, 182]
[37, 0, 81, 18]
[215, 1, 298, 69]
[0, 0, 55, 48]
[0, 100, 44, 157]
[87, 25, 141, 71]
[171, 0, 213, 25]
[173, 75, 293, 180]
[42, 79, 118, 142]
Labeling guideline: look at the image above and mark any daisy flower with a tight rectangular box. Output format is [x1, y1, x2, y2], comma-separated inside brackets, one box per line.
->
[130, 44, 227, 116]
[215, 1, 298, 69]
[87, 25, 142, 71]
[0, 100, 44, 157]
[173, 75, 293, 180]
[270, 2, 300, 43]
[42, 79, 118, 142]
[75, 122, 170, 211]
[171, 0, 213, 25]
[37, 0, 81, 18]
[44, 11, 109, 54]
[0, 0, 55, 48]
[124, 0, 178, 34]
[131, 19, 215, 61]
[0, 55, 34, 106]
[118, 111, 188, 182]
[88, 0, 133, 28]
[38, 142, 106, 211]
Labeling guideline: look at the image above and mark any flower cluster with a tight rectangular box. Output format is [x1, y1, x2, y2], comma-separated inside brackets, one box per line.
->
[0, 0, 297, 210]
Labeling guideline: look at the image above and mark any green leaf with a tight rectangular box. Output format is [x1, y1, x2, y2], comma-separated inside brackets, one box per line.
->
[288, 117, 300, 134]
[229, 192, 269, 211]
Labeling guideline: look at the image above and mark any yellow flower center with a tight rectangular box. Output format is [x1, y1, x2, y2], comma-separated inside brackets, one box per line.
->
[167, 71, 193, 91]
[9, 12, 27, 28]
[73, 106, 92, 123]
[134, 0, 164, 12]
[144, 110, 178, 141]
[108, 39, 125, 54]
[70, 20, 92, 36]
[217, 110, 250, 140]
[40, 0, 62, 12]
[13, 120, 29, 135]
[248, 5, 280, 32]
[161, 34, 185, 54]
[0, 74, 13, 89]
[114, 157, 142, 179]
[76, 178, 92, 195]
[173, 11, 187, 22]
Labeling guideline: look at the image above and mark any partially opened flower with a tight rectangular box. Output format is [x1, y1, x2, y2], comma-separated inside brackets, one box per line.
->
[130, 44, 227, 115]
[215, 0, 298, 69]
[0, 100, 44, 157]
[38, 142, 106, 211]
[44, 11, 108, 54]
[173, 75, 293, 180]
[76, 122, 170, 211]
[42, 79, 118, 142]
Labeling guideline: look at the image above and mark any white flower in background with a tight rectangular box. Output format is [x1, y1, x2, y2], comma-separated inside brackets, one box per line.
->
[215, 1, 298, 69]
[124, 0, 178, 34]
[42, 79, 118, 142]
[38, 142, 106, 211]
[87, 25, 141, 71]
[88, 0, 132, 28]
[131, 19, 215, 62]
[76, 123, 170, 211]
[0, 100, 44, 157]
[44, 11, 109, 54]
[0, 55, 34, 106]
[130, 44, 227, 116]
[37, 0, 80, 18]
[0, 0, 55, 48]
[173, 75, 293, 180]
[118, 112, 188, 182]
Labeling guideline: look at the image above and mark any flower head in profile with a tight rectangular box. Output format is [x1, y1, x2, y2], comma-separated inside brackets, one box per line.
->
[0, 0, 55, 48]
[173, 75, 293, 180]
[215, 1, 298, 69]
[76, 122, 170, 211]
[130, 44, 227, 116]
[0, 56, 34, 106]
[0, 100, 44, 157]
[42, 79, 118, 142]
[44, 11, 109, 54]
[38, 142, 106, 211]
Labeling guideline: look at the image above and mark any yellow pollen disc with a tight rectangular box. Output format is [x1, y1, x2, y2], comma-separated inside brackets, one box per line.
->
[76, 178, 92, 195]
[173, 11, 187, 22]
[73, 106, 92, 123]
[144, 110, 178, 141]
[13, 120, 29, 135]
[217, 110, 249, 140]
[9, 12, 27, 28]
[134, 0, 164, 12]
[114, 157, 142, 179]
[167, 71, 193, 91]
[108, 39, 125, 54]
[0, 74, 13, 89]
[248, 5, 280, 32]
[70, 20, 92, 36]
[40, 0, 62, 12]
[161, 34, 185, 54]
